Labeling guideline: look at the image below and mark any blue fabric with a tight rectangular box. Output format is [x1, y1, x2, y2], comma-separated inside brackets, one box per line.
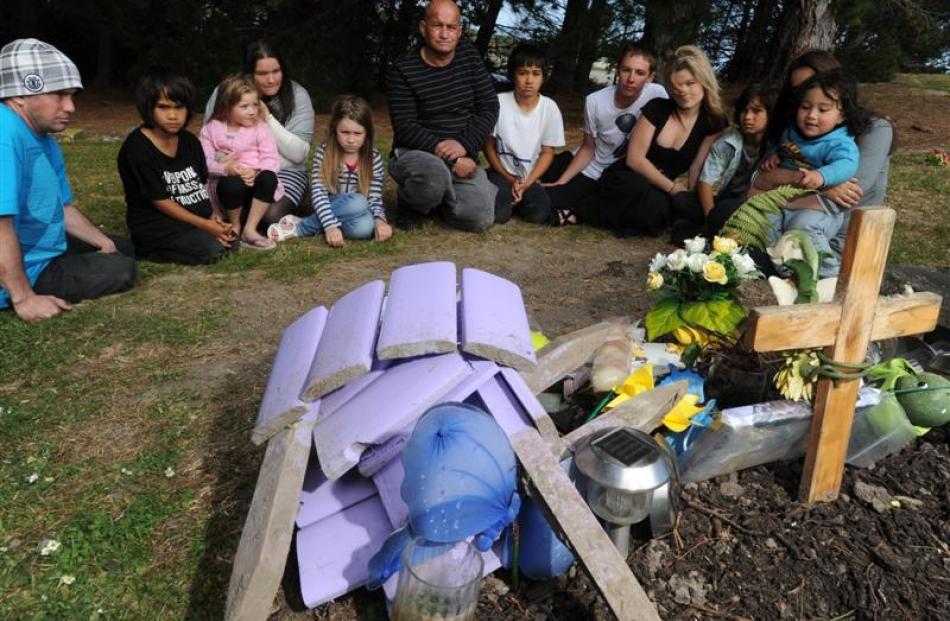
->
[0, 104, 70, 308]
[296, 192, 375, 239]
[777, 125, 859, 188]
[503, 495, 575, 580]
[698, 128, 743, 189]
[366, 403, 519, 589]
[659, 366, 706, 404]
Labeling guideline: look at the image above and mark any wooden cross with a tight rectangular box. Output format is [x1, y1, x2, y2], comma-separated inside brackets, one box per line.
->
[742, 207, 942, 503]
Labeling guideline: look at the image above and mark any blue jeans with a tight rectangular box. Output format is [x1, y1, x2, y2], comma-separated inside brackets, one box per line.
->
[766, 204, 846, 278]
[297, 193, 375, 240]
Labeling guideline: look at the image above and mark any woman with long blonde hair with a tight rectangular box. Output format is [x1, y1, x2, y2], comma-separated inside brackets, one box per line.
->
[566, 45, 728, 237]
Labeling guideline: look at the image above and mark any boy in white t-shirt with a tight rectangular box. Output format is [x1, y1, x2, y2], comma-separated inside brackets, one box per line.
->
[484, 44, 565, 224]
[541, 44, 667, 223]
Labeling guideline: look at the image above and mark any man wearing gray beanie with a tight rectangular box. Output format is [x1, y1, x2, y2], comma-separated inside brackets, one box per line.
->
[0, 38, 137, 321]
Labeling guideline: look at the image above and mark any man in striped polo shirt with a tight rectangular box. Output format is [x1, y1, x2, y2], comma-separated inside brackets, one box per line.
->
[387, 0, 499, 232]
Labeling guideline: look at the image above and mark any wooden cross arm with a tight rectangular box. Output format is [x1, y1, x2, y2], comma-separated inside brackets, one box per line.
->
[742, 292, 942, 352]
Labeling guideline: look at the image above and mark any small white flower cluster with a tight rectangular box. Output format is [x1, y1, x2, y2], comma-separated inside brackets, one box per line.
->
[38, 538, 61, 556]
[647, 236, 759, 292]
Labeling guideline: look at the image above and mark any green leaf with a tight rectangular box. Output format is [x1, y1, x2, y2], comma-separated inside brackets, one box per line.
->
[646, 299, 685, 341]
[680, 300, 746, 335]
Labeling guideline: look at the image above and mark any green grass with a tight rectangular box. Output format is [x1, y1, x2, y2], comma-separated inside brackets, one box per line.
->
[1, 122, 947, 619]
[894, 73, 950, 94]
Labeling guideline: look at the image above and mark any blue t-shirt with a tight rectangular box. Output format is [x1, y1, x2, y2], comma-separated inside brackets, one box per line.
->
[0, 104, 71, 309]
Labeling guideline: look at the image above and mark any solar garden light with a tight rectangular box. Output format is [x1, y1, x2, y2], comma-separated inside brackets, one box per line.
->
[574, 426, 673, 556]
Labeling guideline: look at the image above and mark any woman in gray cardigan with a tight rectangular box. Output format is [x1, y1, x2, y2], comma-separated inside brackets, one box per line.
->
[205, 40, 314, 227]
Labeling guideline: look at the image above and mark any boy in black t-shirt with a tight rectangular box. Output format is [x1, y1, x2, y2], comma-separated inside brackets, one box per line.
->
[118, 70, 235, 264]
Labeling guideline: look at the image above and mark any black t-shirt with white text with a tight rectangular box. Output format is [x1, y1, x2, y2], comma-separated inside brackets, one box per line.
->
[117, 128, 212, 248]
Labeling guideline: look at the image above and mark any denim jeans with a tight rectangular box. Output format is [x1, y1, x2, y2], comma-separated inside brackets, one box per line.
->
[297, 193, 375, 240]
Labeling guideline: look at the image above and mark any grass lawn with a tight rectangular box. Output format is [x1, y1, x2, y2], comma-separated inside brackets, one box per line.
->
[1, 122, 947, 618]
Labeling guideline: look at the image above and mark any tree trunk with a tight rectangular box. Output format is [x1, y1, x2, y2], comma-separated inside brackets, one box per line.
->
[572, 0, 609, 91]
[546, 0, 589, 94]
[92, 26, 113, 88]
[642, 0, 711, 62]
[727, 0, 779, 81]
[474, 0, 504, 56]
[763, 0, 838, 84]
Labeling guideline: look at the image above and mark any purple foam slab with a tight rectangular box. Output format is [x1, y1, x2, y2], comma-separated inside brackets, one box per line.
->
[296, 463, 377, 529]
[376, 262, 458, 360]
[459, 268, 537, 372]
[301, 280, 386, 402]
[474, 376, 534, 437]
[252, 305, 329, 445]
[439, 358, 501, 402]
[318, 358, 393, 423]
[372, 458, 409, 527]
[499, 367, 561, 449]
[297, 494, 393, 609]
[312, 352, 472, 480]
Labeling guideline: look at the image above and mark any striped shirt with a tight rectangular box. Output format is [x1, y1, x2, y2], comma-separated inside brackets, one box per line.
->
[387, 40, 498, 157]
[309, 143, 386, 230]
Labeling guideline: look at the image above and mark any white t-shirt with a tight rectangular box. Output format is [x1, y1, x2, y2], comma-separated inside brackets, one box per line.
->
[581, 83, 668, 180]
[492, 92, 565, 180]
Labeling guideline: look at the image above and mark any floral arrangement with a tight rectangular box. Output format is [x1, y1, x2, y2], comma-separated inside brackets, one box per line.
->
[925, 148, 949, 167]
[645, 235, 761, 342]
[773, 348, 821, 401]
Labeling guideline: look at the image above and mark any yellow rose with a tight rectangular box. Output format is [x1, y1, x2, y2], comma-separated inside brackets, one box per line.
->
[646, 271, 664, 290]
[712, 236, 738, 255]
[703, 261, 728, 285]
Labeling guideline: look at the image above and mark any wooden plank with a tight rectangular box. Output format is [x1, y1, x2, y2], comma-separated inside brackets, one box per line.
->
[376, 261, 458, 360]
[499, 367, 562, 450]
[225, 413, 316, 621]
[460, 268, 537, 371]
[800, 208, 895, 503]
[560, 381, 687, 459]
[312, 353, 472, 480]
[519, 320, 618, 394]
[301, 280, 385, 402]
[252, 306, 328, 445]
[476, 378, 660, 621]
[296, 495, 393, 609]
[743, 292, 941, 351]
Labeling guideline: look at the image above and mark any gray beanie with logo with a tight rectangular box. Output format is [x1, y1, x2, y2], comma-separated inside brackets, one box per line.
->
[0, 38, 83, 99]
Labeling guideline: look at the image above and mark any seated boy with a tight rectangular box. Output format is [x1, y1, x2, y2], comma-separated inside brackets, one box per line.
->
[483, 44, 565, 224]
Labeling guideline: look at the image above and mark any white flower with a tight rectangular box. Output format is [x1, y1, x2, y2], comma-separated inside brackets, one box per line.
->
[667, 249, 688, 271]
[683, 236, 707, 255]
[43, 477, 54, 483]
[120, 468, 133, 476]
[39, 539, 61, 556]
[59, 575, 75, 586]
[687, 253, 709, 273]
[733, 252, 758, 277]
[164, 467, 176, 479]
[648, 252, 667, 273]
[767, 232, 804, 265]
[26, 473, 39, 484]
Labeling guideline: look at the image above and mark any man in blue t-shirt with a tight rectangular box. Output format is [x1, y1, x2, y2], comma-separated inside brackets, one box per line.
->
[0, 38, 137, 321]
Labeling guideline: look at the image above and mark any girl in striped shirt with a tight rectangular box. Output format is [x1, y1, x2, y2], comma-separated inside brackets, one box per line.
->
[267, 95, 392, 247]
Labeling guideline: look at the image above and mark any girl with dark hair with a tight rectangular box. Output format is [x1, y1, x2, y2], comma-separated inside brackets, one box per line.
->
[755, 51, 894, 278]
[204, 40, 314, 224]
[117, 69, 234, 264]
[669, 83, 777, 243]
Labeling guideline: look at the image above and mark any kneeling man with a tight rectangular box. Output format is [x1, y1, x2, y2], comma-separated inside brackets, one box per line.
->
[0, 38, 137, 321]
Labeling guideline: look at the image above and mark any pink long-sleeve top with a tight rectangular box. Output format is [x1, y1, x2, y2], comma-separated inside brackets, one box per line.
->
[199, 118, 284, 201]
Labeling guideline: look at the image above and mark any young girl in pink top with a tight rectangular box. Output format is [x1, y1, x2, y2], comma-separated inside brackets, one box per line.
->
[200, 74, 282, 250]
